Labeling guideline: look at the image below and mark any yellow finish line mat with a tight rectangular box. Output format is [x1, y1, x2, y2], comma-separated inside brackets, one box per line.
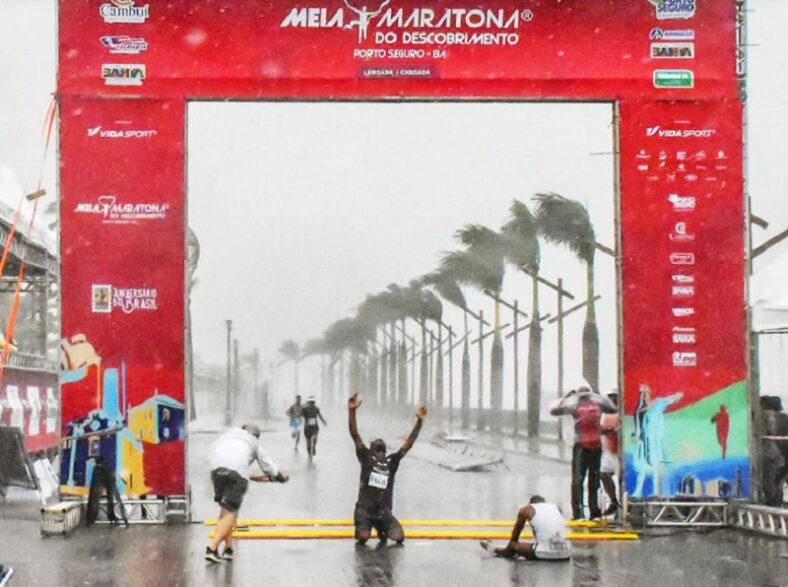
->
[204, 518, 601, 528]
[204, 519, 638, 541]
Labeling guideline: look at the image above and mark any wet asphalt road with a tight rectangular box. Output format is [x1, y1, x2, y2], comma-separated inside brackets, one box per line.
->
[2, 403, 788, 586]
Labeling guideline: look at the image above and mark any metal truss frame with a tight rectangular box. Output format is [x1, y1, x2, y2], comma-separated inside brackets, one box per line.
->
[88, 495, 190, 525]
[731, 503, 788, 538]
[628, 500, 728, 527]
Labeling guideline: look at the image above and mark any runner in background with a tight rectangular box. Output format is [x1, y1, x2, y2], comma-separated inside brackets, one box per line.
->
[600, 391, 621, 516]
[480, 495, 571, 561]
[301, 396, 327, 460]
[286, 395, 303, 451]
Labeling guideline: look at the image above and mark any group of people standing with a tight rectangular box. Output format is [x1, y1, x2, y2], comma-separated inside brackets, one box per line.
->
[551, 383, 620, 520]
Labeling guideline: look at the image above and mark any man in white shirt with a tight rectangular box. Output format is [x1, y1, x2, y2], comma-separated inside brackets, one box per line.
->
[481, 495, 571, 561]
[206, 424, 289, 563]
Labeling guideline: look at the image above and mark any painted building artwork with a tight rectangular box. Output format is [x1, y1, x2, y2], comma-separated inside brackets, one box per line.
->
[60, 334, 185, 497]
[623, 381, 749, 500]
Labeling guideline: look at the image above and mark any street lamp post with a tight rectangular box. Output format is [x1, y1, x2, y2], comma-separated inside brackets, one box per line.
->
[225, 319, 232, 426]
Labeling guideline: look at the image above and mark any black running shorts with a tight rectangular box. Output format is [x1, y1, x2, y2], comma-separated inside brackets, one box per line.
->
[211, 467, 248, 515]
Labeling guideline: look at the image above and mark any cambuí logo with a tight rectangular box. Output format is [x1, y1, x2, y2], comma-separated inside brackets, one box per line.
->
[100, 0, 149, 24]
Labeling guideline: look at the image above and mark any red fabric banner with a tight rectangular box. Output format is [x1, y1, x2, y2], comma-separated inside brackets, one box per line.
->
[59, 97, 185, 496]
[59, 0, 736, 101]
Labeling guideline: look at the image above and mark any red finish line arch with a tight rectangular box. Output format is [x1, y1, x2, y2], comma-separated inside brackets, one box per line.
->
[57, 0, 749, 508]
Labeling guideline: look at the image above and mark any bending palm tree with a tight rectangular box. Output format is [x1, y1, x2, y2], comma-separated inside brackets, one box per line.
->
[423, 268, 474, 428]
[422, 270, 468, 414]
[501, 199, 542, 437]
[534, 192, 599, 392]
[442, 224, 507, 430]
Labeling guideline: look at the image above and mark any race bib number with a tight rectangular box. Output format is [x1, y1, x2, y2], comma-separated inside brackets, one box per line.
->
[548, 537, 569, 551]
[306, 417, 317, 426]
[368, 471, 389, 490]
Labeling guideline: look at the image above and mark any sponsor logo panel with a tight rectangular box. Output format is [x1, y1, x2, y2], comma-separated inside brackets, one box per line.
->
[100, 35, 148, 55]
[653, 69, 694, 89]
[74, 195, 169, 224]
[102, 64, 146, 86]
[87, 125, 157, 139]
[100, 0, 149, 24]
[650, 27, 695, 41]
[654, 0, 696, 21]
[92, 284, 158, 314]
[651, 43, 694, 59]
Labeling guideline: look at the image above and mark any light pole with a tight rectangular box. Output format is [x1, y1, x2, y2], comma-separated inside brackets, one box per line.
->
[225, 319, 232, 426]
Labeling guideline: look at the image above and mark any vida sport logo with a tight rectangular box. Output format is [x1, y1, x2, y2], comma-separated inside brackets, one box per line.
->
[280, 1, 532, 47]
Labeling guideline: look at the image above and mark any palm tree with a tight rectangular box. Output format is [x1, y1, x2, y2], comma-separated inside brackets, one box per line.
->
[501, 200, 542, 437]
[442, 224, 507, 430]
[422, 268, 473, 428]
[278, 339, 301, 394]
[534, 192, 599, 392]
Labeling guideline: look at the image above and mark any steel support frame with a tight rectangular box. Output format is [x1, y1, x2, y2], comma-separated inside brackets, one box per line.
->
[88, 495, 190, 525]
[628, 500, 729, 527]
[731, 503, 788, 538]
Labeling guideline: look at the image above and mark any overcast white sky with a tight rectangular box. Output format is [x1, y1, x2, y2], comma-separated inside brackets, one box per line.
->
[1, 0, 787, 406]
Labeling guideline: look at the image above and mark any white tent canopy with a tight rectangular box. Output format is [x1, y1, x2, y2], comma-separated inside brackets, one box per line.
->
[751, 246, 788, 332]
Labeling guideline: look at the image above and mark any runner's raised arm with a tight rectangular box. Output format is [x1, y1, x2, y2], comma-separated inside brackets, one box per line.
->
[397, 406, 427, 457]
[348, 394, 365, 452]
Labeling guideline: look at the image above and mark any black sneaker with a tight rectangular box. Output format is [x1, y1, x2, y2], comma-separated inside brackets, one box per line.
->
[603, 503, 619, 517]
[205, 547, 223, 564]
[221, 548, 234, 561]
[0, 566, 15, 587]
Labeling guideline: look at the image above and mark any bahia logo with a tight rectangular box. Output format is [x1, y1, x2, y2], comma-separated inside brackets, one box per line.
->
[102, 63, 146, 86]
[100, 0, 149, 24]
[646, 125, 715, 138]
[652, 0, 696, 21]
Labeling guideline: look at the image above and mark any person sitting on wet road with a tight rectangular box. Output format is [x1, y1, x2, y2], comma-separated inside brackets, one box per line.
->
[481, 495, 571, 561]
[348, 393, 427, 545]
[206, 424, 289, 563]
[550, 381, 616, 520]
[301, 396, 327, 458]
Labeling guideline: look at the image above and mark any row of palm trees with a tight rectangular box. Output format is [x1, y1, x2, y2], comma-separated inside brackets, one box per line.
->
[278, 192, 600, 436]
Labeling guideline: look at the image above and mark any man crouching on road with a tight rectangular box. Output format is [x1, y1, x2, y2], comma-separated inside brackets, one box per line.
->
[348, 393, 426, 545]
[481, 495, 571, 561]
[206, 423, 289, 563]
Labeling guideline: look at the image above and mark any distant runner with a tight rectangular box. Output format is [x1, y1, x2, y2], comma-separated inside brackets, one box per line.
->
[348, 393, 427, 544]
[301, 396, 327, 460]
[286, 395, 303, 451]
[205, 424, 289, 563]
[481, 495, 571, 561]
